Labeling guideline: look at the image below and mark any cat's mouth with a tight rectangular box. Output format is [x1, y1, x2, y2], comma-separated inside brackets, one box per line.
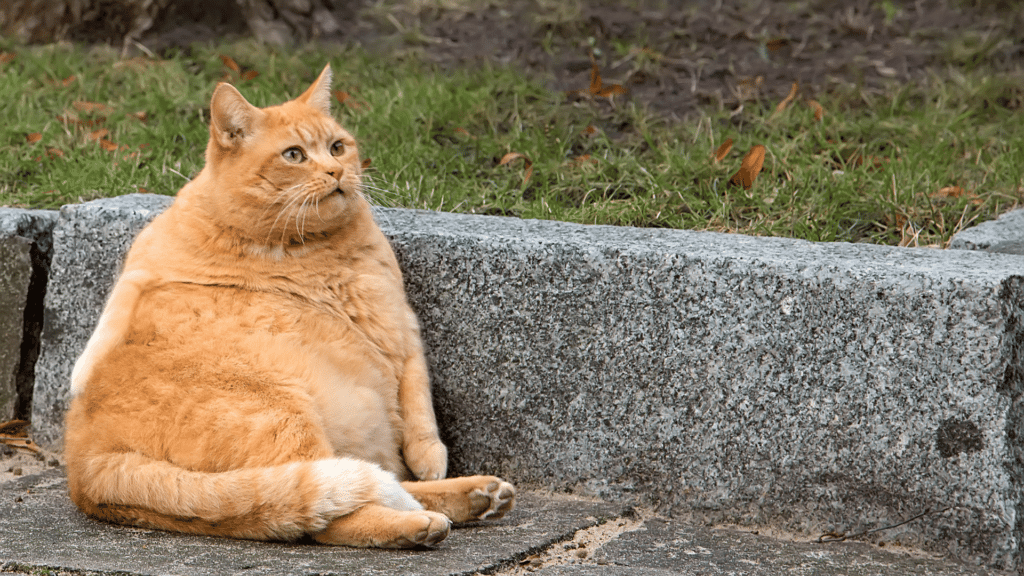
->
[331, 186, 345, 196]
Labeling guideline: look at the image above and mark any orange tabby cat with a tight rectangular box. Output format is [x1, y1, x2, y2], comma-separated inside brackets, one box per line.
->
[63, 65, 514, 548]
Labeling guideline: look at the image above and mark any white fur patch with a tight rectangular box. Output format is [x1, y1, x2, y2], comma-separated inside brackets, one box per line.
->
[311, 458, 375, 520]
[369, 466, 422, 512]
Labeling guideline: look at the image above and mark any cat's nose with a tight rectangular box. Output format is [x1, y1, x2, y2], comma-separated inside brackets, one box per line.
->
[326, 168, 342, 179]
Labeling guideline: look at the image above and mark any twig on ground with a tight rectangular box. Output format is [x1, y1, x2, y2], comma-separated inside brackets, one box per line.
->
[816, 507, 952, 543]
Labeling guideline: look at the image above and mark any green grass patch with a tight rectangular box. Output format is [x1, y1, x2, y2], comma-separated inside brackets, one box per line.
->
[1, 39, 1022, 247]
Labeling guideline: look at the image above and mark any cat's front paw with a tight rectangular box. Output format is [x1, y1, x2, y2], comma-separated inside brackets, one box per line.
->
[404, 437, 448, 481]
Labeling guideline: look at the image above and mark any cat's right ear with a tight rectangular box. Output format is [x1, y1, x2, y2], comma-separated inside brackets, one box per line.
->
[210, 83, 259, 149]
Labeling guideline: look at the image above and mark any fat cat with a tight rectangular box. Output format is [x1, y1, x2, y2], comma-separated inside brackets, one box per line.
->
[63, 65, 514, 548]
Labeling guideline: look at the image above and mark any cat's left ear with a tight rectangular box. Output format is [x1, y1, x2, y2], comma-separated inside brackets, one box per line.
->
[297, 64, 333, 116]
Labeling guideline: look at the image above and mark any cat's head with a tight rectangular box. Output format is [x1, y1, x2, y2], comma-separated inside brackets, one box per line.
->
[191, 64, 365, 247]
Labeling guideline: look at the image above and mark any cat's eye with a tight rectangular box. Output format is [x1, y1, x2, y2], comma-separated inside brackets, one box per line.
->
[330, 140, 345, 157]
[282, 147, 306, 163]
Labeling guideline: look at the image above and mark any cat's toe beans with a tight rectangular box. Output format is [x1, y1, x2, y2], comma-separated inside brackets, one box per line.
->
[405, 511, 450, 547]
[471, 478, 516, 520]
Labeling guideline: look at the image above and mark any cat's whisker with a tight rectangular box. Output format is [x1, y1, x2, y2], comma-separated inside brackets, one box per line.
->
[274, 189, 307, 247]
[267, 190, 306, 247]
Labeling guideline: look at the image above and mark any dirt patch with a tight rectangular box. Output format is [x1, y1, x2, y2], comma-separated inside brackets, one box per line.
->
[139, 0, 1024, 123]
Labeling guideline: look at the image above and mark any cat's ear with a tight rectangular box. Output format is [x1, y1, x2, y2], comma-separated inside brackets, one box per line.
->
[210, 83, 259, 148]
[297, 64, 333, 116]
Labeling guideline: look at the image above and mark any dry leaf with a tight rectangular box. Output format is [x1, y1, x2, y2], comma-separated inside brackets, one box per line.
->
[219, 54, 241, 73]
[808, 99, 824, 121]
[499, 152, 534, 183]
[26, 132, 42, 144]
[0, 52, 15, 64]
[714, 138, 733, 162]
[73, 101, 114, 115]
[138, 187, 148, 194]
[772, 82, 799, 117]
[45, 147, 64, 158]
[589, 62, 602, 95]
[361, 158, 372, 169]
[729, 145, 766, 189]
[765, 38, 789, 52]
[129, 111, 148, 122]
[453, 127, 473, 138]
[99, 138, 120, 152]
[241, 70, 259, 81]
[0, 420, 28, 436]
[581, 125, 598, 136]
[333, 90, 349, 105]
[0, 435, 41, 454]
[56, 113, 103, 127]
[88, 128, 109, 140]
[596, 84, 627, 97]
[586, 62, 627, 98]
[933, 186, 977, 200]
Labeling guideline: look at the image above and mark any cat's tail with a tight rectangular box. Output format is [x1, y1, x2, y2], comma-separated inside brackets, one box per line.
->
[67, 451, 422, 541]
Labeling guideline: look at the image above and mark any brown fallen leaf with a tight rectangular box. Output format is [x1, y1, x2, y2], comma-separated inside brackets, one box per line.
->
[589, 62, 602, 94]
[585, 62, 627, 98]
[56, 113, 103, 128]
[0, 419, 28, 436]
[26, 132, 42, 144]
[219, 54, 241, 73]
[729, 145, 766, 189]
[88, 128, 110, 140]
[0, 435, 41, 454]
[934, 185, 967, 198]
[241, 69, 259, 81]
[581, 125, 599, 136]
[44, 147, 64, 159]
[808, 99, 825, 121]
[128, 111, 148, 122]
[499, 152, 533, 183]
[99, 138, 120, 152]
[772, 82, 799, 118]
[361, 158, 372, 169]
[713, 138, 733, 163]
[73, 101, 115, 115]
[0, 52, 15, 64]
[597, 84, 627, 97]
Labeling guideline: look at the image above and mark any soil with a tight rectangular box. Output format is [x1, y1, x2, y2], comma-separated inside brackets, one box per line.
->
[137, 0, 1024, 122]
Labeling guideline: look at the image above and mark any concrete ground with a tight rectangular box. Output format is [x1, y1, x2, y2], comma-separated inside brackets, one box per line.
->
[0, 460, 1008, 576]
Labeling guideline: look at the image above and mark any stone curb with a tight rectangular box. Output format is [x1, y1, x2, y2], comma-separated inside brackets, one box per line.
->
[3, 195, 1024, 571]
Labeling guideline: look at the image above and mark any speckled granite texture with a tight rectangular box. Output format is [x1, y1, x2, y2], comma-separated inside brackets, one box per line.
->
[19, 195, 1024, 570]
[950, 208, 1024, 255]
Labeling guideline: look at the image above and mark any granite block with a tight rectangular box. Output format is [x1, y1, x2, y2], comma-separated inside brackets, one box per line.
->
[379, 209, 1024, 571]
[0, 236, 32, 421]
[950, 208, 1024, 255]
[26, 195, 1024, 569]
[0, 208, 58, 421]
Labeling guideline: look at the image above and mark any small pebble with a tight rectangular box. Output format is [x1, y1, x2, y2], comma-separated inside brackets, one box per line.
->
[575, 549, 588, 559]
[12, 467, 22, 476]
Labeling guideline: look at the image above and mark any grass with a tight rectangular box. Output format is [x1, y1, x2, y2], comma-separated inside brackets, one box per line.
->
[1, 39, 1023, 247]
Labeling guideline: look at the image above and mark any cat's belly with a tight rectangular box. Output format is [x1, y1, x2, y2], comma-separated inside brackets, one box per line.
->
[114, 281, 406, 475]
